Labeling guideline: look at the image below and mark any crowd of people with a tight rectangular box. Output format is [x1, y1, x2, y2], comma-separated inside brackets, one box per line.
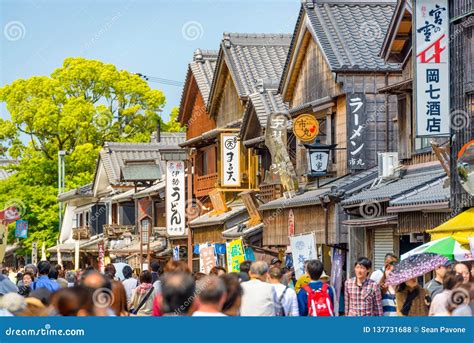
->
[0, 254, 472, 317]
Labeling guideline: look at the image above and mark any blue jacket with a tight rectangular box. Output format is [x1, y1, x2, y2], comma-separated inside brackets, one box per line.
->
[297, 281, 335, 316]
[32, 275, 60, 293]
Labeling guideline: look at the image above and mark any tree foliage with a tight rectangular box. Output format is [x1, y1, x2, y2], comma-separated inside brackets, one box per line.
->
[0, 57, 177, 255]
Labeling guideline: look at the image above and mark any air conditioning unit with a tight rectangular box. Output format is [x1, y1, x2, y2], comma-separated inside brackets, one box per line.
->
[377, 152, 400, 178]
[410, 233, 424, 243]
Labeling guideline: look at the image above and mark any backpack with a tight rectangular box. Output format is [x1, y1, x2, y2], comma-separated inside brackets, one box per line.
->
[302, 283, 334, 317]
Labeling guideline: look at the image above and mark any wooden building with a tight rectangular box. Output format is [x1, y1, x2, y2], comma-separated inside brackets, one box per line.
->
[185, 33, 292, 253]
[258, 0, 401, 272]
[340, 0, 468, 273]
[449, 1, 474, 211]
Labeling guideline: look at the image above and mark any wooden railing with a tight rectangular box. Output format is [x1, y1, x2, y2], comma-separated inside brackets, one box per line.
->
[194, 173, 219, 198]
[104, 224, 136, 238]
[72, 226, 91, 240]
[259, 183, 284, 203]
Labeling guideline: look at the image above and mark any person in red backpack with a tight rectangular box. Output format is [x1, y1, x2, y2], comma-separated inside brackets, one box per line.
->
[297, 260, 335, 316]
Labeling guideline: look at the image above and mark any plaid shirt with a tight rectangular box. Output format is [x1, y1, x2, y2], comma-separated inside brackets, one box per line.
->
[344, 277, 383, 316]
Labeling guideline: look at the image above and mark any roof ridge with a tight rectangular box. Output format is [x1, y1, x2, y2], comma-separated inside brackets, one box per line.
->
[193, 48, 219, 62]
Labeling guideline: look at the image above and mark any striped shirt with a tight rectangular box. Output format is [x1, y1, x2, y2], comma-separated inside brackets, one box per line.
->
[382, 290, 397, 316]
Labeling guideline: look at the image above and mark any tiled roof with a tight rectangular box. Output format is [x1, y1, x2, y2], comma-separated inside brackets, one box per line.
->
[342, 166, 446, 206]
[208, 32, 292, 112]
[389, 177, 450, 207]
[99, 133, 185, 186]
[58, 183, 93, 202]
[189, 49, 218, 105]
[259, 167, 379, 211]
[245, 88, 289, 130]
[285, 0, 399, 75]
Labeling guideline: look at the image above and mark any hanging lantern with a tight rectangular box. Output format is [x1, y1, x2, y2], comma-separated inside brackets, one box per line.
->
[304, 141, 337, 177]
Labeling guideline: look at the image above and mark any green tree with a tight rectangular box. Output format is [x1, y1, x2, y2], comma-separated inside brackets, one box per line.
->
[0, 57, 168, 254]
[162, 107, 184, 132]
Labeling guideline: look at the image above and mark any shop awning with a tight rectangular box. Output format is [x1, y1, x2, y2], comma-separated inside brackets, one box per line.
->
[222, 222, 263, 239]
[189, 205, 248, 228]
[342, 215, 398, 227]
[427, 208, 474, 245]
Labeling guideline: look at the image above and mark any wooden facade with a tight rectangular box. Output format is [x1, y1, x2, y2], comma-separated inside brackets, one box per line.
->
[450, 1, 474, 211]
[262, 204, 337, 246]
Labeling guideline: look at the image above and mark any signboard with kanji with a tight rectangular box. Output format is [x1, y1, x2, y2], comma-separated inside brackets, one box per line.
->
[226, 238, 245, 272]
[293, 114, 319, 142]
[289, 233, 317, 280]
[199, 244, 216, 274]
[221, 133, 241, 187]
[166, 160, 186, 236]
[415, 0, 449, 137]
[98, 241, 105, 273]
[347, 93, 368, 170]
[15, 220, 28, 238]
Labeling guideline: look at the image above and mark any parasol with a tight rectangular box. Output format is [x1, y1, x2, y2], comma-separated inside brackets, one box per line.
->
[401, 236, 472, 261]
[385, 253, 448, 286]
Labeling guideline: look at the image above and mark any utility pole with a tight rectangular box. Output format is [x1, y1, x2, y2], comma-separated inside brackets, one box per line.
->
[58, 151, 66, 234]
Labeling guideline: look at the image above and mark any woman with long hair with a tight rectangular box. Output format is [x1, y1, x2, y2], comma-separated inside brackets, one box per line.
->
[379, 262, 397, 316]
[111, 280, 129, 316]
[395, 278, 428, 316]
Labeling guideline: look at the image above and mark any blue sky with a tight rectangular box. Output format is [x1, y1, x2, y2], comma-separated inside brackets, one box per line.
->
[0, 0, 299, 122]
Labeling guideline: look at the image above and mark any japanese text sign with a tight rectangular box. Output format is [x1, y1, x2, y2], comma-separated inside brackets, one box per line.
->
[415, 0, 449, 137]
[293, 114, 319, 142]
[347, 93, 368, 170]
[15, 220, 28, 238]
[199, 244, 216, 274]
[221, 133, 241, 187]
[166, 160, 186, 236]
[289, 233, 317, 280]
[226, 238, 245, 272]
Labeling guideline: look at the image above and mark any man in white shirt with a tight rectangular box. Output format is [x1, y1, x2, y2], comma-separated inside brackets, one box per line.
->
[370, 253, 398, 284]
[240, 261, 278, 316]
[269, 267, 299, 316]
[192, 276, 227, 316]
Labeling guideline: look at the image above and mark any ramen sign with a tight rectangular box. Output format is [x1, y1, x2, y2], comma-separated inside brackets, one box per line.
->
[293, 114, 319, 142]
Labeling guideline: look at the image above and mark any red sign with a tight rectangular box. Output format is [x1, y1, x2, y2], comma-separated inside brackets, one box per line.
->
[98, 242, 105, 273]
[288, 209, 295, 237]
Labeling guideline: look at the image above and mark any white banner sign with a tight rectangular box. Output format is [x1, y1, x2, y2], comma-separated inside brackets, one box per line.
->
[289, 233, 317, 280]
[221, 133, 240, 187]
[415, 0, 449, 137]
[166, 160, 186, 236]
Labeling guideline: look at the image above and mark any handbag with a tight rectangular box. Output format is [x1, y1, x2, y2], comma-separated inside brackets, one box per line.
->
[276, 285, 289, 316]
[130, 286, 154, 315]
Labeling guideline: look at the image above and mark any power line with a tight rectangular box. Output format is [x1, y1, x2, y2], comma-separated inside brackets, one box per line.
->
[135, 73, 184, 87]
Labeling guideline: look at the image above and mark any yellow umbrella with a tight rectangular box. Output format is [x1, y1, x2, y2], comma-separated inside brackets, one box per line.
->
[427, 208, 474, 245]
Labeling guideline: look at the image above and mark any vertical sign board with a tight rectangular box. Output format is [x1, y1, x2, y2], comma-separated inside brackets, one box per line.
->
[289, 233, 317, 280]
[31, 242, 38, 265]
[226, 238, 245, 272]
[98, 241, 105, 273]
[415, 0, 449, 137]
[330, 248, 344, 316]
[166, 161, 186, 236]
[347, 93, 368, 171]
[15, 220, 28, 238]
[221, 133, 240, 187]
[199, 244, 216, 274]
